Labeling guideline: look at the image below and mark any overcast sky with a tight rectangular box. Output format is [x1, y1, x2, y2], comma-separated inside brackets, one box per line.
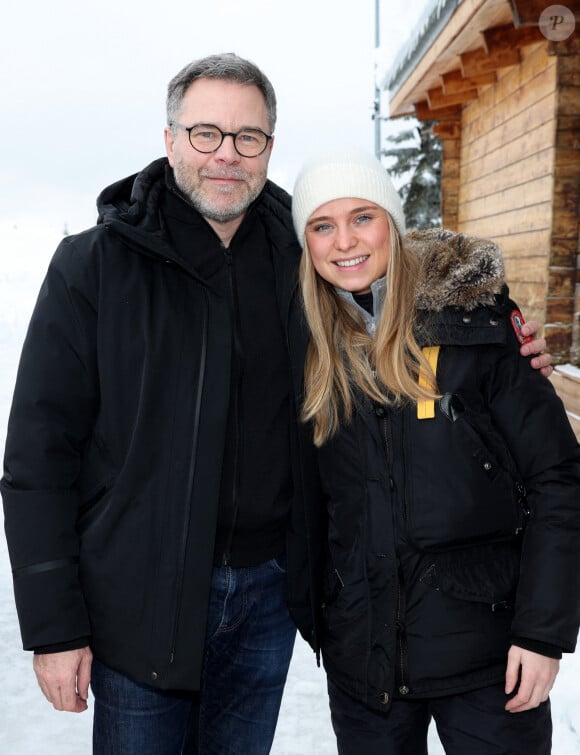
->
[0, 0, 429, 235]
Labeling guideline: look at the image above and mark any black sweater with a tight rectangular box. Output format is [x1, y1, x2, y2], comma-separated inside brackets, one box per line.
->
[162, 176, 292, 566]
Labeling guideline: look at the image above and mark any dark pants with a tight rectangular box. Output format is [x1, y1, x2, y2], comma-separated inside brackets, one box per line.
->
[328, 679, 552, 755]
[91, 557, 296, 755]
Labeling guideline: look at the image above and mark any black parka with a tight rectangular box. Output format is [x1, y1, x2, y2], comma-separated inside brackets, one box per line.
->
[1, 158, 323, 690]
[316, 229, 580, 711]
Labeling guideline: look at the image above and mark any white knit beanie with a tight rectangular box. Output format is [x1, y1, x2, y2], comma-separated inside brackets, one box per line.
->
[292, 146, 406, 246]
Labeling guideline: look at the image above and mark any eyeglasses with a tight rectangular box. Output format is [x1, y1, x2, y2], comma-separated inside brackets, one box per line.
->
[170, 122, 273, 158]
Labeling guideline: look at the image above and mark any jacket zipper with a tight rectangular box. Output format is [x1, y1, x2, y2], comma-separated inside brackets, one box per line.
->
[381, 413, 395, 493]
[395, 580, 409, 695]
[381, 411, 409, 694]
[168, 287, 209, 664]
[222, 249, 244, 565]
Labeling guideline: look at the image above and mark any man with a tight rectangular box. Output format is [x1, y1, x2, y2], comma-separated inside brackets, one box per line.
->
[1, 53, 551, 755]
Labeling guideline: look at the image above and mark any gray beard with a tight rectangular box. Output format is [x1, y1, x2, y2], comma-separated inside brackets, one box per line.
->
[185, 189, 255, 223]
[173, 163, 266, 223]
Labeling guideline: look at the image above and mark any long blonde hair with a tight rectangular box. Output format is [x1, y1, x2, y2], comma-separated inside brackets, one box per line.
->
[300, 214, 439, 446]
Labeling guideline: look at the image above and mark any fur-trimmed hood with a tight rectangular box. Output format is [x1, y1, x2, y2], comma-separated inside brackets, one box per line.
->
[406, 228, 505, 312]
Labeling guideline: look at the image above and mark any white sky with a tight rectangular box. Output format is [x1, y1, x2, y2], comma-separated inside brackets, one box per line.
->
[0, 0, 430, 236]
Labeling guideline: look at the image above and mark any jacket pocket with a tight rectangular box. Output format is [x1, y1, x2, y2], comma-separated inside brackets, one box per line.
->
[406, 394, 528, 551]
[322, 567, 344, 610]
[419, 540, 520, 608]
[77, 477, 116, 533]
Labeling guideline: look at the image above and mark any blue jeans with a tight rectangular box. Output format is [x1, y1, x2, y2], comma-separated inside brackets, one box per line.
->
[91, 557, 296, 755]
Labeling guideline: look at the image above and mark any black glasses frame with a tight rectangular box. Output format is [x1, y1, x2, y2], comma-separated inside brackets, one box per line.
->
[170, 122, 273, 158]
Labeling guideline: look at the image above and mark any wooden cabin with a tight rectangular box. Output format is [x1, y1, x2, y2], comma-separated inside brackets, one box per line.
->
[383, 0, 580, 370]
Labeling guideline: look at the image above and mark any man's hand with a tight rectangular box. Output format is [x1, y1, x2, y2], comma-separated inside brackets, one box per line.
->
[504, 645, 559, 713]
[519, 320, 553, 377]
[33, 646, 93, 712]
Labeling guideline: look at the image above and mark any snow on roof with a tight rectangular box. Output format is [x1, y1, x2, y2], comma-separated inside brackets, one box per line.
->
[381, 0, 463, 95]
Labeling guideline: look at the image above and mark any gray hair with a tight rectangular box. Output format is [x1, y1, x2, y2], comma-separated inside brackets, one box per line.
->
[166, 52, 277, 133]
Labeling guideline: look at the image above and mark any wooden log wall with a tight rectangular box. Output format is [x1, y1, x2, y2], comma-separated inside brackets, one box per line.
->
[551, 36, 580, 364]
[458, 42, 556, 330]
[457, 39, 580, 363]
[437, 121, 461, 229]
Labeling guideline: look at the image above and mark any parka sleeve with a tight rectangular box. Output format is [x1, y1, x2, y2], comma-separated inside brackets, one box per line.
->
[1, 237, 100, 650]
[483, 301, 580, 653]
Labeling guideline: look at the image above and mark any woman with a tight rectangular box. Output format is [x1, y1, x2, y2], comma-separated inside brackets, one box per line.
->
[291, 147, 580, 754]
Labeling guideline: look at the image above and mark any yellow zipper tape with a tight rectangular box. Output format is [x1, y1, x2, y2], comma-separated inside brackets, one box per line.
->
[417, 345, 440, 420]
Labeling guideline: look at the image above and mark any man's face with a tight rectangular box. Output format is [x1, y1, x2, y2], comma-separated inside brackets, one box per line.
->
[165, 78, 273, 225]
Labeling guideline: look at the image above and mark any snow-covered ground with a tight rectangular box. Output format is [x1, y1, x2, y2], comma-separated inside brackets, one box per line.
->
[0, 226, 579, 753]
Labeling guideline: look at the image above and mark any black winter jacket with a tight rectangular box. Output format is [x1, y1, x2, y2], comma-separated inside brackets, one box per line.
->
[316, 229, 580, 710]
[1, 158, 323, 690]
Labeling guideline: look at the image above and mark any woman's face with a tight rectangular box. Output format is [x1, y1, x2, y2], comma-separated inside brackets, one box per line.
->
[305, 198, 391, 294]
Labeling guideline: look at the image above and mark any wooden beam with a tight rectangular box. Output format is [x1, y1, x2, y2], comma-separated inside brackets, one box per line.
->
[387, 109, 417, 120]
[427, 86, 478, 110]
[455, 23, 549, 89]
[432, 121, 462, 139]
[460, 46, 521, 78]
[483, 24, 544, 54]
[441, 69, 497, 95]
[415, 101, 462, 122]
[510, 0, 580, 27]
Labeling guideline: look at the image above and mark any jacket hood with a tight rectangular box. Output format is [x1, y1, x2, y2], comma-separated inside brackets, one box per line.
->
[406, 228, 505, 312]
[97, 158, 171, 231]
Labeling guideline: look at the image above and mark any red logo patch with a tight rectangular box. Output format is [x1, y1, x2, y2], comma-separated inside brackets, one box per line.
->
[510, 309, 532, 345]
